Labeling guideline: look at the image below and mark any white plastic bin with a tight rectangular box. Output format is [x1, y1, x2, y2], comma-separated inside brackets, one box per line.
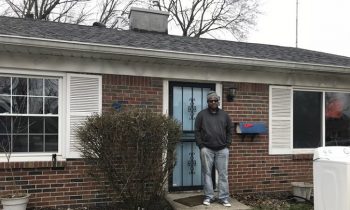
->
[313, 146, 350, 210]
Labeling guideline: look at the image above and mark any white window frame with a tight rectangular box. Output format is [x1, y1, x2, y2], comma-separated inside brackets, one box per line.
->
[270, 85, 350, 155]
[0, 69, 66, 162]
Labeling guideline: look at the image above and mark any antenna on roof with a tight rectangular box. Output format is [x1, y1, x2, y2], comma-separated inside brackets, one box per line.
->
[296, 0, 299, 48]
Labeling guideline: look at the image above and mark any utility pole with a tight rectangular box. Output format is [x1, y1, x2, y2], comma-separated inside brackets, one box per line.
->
[296, 0, 299, 48]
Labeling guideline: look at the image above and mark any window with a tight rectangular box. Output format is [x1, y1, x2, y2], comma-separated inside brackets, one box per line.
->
[0, 76, 59, 153]
[293, 91, 322, 148]
[270, 86, 350, 154]
[325, 92, 350, 146]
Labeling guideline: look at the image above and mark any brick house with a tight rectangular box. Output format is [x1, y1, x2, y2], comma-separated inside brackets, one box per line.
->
[1, 8, 350, 208]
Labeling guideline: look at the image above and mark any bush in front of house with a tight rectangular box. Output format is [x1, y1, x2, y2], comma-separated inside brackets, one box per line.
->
[77, 109, 181, 210]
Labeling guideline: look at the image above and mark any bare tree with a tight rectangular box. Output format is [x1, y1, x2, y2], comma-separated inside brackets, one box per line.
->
[160, 0, 260, 40]
[95, 0, 142, 29]
[0, 0, 90, 23]
[0, 0, 144, 27]
[1, 0, 259, 40]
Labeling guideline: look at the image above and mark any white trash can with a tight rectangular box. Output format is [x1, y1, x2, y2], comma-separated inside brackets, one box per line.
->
[313, 146, 350, 210]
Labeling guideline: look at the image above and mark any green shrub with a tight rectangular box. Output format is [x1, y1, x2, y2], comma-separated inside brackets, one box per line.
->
[77, 109, 181, 209]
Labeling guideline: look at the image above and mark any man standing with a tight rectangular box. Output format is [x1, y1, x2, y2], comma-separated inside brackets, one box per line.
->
[195, 91, 233, 207]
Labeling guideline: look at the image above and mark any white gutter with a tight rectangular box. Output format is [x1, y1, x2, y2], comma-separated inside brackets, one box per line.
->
[1, 34, 350, 74]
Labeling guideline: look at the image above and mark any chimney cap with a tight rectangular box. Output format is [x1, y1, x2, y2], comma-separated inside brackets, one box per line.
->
[129, 7, 169, 18]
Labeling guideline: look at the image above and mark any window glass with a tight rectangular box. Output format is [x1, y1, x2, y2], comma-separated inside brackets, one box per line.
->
[45, 79, 58, 96]
[29, 97, 43, 114]
[29, 117, 44, 133]
[0, 116, 11, 134]
[29, 135, 43, 152]
[0, 135, 10, 152]
[45, 98, 58, 114]
[13, 117, 28, 134]
[12, 96, 27, 114]
[0, 96, 10, 113]
[293, 91, 322, 148]
[45, 117, 58, 133]
[13, 135, 28, 152]
[12, 78, 27, 95]
[0, 77, 10, 94]
[45, 135, 58, 152]
[29, 78, 43, 96]
[325, 92, 350, 146]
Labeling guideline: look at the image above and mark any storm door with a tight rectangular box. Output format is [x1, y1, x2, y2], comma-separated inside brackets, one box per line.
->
[169, 82, 215, 191]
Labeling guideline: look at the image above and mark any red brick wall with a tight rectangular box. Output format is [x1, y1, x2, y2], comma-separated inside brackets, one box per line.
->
[222, 82, 313, 195]
[0, 161, 108, 208]
[0, 76, 314, 208]
[102, 75, 163, 113]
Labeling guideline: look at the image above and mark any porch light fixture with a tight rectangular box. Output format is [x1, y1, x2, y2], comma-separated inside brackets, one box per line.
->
[227, 87, 237, 102]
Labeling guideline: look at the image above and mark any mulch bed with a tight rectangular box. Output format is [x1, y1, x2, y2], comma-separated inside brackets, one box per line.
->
[235, 192, 314, 210]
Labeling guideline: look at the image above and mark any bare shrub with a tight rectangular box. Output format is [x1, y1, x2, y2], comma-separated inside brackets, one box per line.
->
[77, 109, 181, 209]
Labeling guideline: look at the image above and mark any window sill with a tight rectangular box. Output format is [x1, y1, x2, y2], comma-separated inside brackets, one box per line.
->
[0, 160, 66, 169]
[292, 149, 314, 155]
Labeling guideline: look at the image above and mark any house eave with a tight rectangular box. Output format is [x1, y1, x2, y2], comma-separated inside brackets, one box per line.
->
[1, 34, 350, 74]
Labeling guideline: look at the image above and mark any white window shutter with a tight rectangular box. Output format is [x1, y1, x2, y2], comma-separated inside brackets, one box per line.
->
[66, 74, 102, 158]
[269, 86, 292, 154]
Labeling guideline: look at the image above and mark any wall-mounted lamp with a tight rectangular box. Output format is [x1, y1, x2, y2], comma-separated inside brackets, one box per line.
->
[227, 87, 237, 102]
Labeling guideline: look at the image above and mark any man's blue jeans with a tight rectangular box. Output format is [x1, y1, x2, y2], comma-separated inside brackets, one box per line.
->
[200, 147, 229, 201]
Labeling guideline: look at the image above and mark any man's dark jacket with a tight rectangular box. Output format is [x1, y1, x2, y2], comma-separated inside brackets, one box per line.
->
[195, 108, 233, 150]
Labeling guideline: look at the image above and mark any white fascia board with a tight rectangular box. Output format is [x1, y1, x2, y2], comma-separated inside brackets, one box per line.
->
[1, 34, 350, 74]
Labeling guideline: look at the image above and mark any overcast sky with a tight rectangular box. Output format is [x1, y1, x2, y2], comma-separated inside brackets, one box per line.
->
[247, 0, 350, 57]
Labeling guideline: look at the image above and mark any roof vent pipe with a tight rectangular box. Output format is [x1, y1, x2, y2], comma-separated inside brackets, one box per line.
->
[152, 0, 161, 10]
[92, 22, 106, 28]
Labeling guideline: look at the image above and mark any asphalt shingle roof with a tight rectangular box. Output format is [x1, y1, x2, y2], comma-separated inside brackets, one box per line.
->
[1, 16, 350, 67]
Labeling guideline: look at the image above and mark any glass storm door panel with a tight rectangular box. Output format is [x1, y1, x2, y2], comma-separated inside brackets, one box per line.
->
[170, 82, 214, 190]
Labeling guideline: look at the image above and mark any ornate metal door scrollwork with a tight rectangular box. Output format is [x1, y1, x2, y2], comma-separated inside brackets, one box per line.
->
[187, 98, 197, 120]
[187, 152, 196, 174]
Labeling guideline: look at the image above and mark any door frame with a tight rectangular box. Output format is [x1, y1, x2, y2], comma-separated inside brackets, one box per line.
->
[168, 81, 216, 192]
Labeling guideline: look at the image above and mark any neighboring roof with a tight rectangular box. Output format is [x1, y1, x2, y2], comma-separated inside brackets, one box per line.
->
[1, 16, 350, 68]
